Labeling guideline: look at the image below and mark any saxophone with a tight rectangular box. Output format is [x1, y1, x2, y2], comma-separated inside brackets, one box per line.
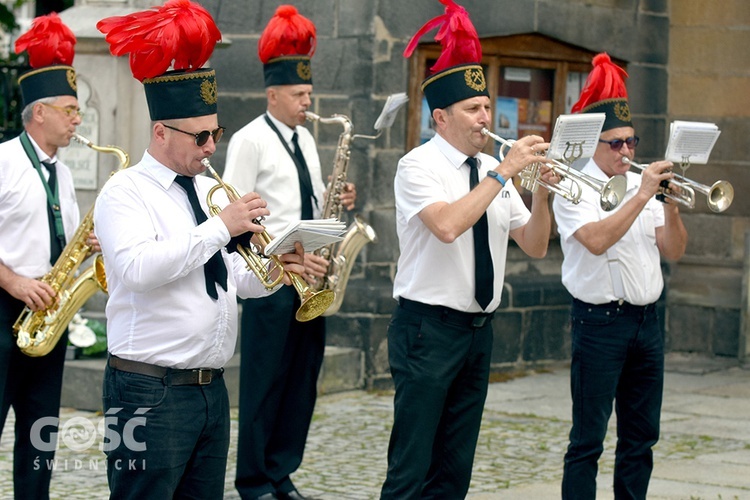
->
[305, 111, 378, 316]
[13, 134, 130, 357]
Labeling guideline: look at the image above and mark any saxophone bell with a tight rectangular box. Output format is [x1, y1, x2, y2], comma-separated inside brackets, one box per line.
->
[13, 135, 129, 356]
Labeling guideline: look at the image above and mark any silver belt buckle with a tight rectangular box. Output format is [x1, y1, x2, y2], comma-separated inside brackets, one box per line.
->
[196, 369, 212, 385]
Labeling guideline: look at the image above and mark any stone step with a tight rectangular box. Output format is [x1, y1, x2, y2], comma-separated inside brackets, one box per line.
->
[61, 346, 364, 412]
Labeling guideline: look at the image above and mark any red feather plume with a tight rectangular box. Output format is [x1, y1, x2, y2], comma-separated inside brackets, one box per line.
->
[403, 0, 481, 74]
[571, 53, 629, 113]
[258, 5, 316, 63]
[96, 0, 222, 81]
[14, 13, 76, 68]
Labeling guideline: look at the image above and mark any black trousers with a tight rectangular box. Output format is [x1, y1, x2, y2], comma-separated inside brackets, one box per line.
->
[235, 286, 325, 499]
[0, 289, 68, 500]
[380, 300, 493, 500]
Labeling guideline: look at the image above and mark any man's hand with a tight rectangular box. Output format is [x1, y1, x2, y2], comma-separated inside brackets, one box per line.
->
[639, 160, 675, 200]
[218, 192, 270, 236]
[8, 276, 56, 311]
[326, 178, 357, 211]
[339, 182, 357, 211]
[275, 242, 307, 286]
[303, 252, 329, 282]
[86, 230, 101, 255]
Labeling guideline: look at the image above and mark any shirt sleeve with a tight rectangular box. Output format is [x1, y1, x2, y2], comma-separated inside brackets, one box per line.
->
[395, 154, 450, 224]
[224, 131, 261, 195]
[94, 177, 230, 294]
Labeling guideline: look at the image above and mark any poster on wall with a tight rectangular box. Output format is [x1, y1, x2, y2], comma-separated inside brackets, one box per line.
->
[494, 97, 518, 158]
[517, 98, 552, 140]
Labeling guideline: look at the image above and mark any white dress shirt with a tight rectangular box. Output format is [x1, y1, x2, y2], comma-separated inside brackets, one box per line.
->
[94, 151, 275, 369]
[223, 111, 326, 237]
[392, 133, 531, 313]
[553, 158, 666, 305]
[0, 134, 79, 279]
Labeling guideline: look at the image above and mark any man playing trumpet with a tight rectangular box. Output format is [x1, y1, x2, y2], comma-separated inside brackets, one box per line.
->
[95, 3, 306, 497]
[381, 2, 556, 498]
[553, 53, 688, 499]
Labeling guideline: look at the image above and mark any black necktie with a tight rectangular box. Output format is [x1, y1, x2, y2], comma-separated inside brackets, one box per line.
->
[174, 175, 228, 300]
[291, 132, 315, 220]
[467, 157, 494, 310]
[42, 160, 63, 264]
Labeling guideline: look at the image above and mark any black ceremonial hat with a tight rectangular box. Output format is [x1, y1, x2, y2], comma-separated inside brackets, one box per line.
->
[143, 68, 218, 121]
[259, 5, 316, 87]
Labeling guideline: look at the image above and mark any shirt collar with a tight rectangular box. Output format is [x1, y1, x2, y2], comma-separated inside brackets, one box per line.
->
[140, 150, 185, 191]
[266, 110, 297, 145]
[25, 132, 56, 164]
[432, 132, 481, 170]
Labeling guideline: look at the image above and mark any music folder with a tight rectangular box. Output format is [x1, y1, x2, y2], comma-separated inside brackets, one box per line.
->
[264, 218, 346, 255]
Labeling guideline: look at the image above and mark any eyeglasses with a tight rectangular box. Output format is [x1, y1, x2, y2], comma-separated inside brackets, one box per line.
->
[162, 124, 225, 147]
[41, 103, 84, 118]
[598, 136, 639, 151]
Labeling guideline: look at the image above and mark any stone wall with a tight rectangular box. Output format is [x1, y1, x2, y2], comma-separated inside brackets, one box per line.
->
[62, 0, 749, 387]
[665, 0, 750, 359]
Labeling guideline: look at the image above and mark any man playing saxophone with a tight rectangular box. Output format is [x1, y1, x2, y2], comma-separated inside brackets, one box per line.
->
[222, 6, 355, 500]
[0, 14, 96, 499]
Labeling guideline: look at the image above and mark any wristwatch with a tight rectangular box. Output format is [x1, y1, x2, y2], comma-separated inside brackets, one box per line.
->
[486, 170, 506, 186]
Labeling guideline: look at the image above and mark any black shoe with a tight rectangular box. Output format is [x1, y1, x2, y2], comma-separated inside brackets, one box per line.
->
[253, 494, 278, 500]
[278, 490, 318, 500]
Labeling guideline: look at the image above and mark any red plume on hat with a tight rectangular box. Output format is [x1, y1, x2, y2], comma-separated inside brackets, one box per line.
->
[96, 0, 222, 81]
[14, 13, 76, 68]
[571, 52, 629, 113]
[403, 0, 482, 74]
[258, 5, 316, 63]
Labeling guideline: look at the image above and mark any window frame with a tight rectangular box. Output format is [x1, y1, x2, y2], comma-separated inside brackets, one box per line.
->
[405, 33, 612, 152]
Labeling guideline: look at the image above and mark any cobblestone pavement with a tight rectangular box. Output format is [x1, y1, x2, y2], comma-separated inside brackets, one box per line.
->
[2, 356, 750, 499]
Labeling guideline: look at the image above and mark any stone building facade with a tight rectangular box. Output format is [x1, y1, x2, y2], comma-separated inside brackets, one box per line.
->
[54, 0, 750, 388]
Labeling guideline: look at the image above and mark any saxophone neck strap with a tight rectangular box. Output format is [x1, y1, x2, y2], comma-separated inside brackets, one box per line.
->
[263, 114, 318, 210]
[19, 131, 66, 260]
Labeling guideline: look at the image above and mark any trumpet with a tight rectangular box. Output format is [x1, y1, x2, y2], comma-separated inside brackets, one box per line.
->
[621, 157, 734, 213]
[201, 159, 334, 322]
[481, 128, 626, 211]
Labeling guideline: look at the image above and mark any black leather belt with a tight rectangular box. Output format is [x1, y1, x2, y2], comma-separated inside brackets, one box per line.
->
[399, 297, 494, 329]
[573, 298, 654, 314]
[109, 355, 223, 386]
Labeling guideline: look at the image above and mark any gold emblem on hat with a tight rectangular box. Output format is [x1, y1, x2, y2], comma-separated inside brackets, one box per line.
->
[614, 101, 631, 122]
[200, 78, 218, 105]
[297, 61, 312, 81]
[66, 69, 77, 92]
[464, 67, 486, 92]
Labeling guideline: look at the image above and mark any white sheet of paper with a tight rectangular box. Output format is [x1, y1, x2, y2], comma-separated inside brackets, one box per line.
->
[665, 121, 721, 164]
[374, 93, 409, 130]
[547, 113, 606, 162]
[264, 218, 346, 255]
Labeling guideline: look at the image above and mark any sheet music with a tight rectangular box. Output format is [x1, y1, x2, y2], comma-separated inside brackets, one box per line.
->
[665, 121, 721, 164]
[374, 93, 409, 130]
[264, 218, 346, 255]
[547, 113, 606, 162]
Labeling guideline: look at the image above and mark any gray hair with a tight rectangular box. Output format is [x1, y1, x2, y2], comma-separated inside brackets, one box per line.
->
[21, 96, 61, 125]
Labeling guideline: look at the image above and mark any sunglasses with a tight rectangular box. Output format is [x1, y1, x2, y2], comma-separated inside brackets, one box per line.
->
[162, 124, 225, 147]
[598, 136, 639, 151]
